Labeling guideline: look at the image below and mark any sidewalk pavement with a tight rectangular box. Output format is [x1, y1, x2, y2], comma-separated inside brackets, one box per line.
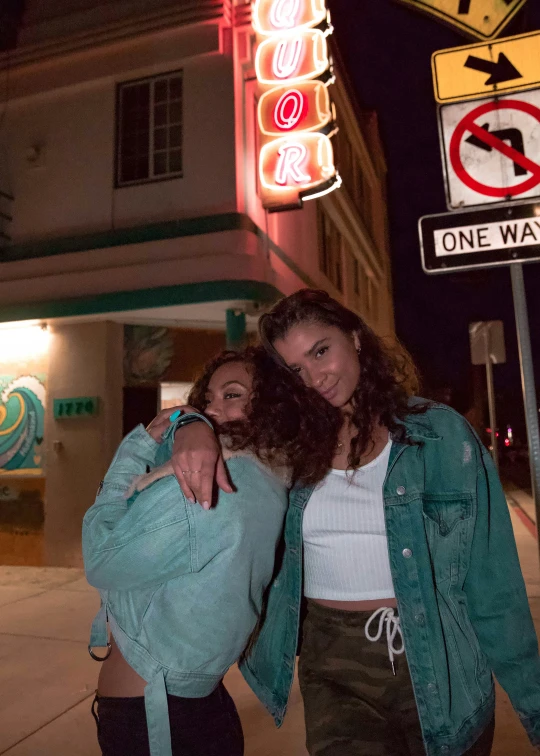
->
[0, 490, 539, 756]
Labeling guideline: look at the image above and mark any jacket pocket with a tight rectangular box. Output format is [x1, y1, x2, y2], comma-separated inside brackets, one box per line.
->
[108, 585, 158, 637]
[455, 596, 493, 699]
[437, 592, 493, 713]
[422, 495, 472, 537]
[422, 495, 473, 584]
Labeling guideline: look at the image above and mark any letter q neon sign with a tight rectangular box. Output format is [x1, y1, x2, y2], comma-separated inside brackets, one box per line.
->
[274, 90, 305, 130]
[253, 0, 341, 210]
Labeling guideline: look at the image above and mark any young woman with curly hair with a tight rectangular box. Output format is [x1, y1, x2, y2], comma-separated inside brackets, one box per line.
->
[83, 345, 341, 756]
[171, 290, 540, 756]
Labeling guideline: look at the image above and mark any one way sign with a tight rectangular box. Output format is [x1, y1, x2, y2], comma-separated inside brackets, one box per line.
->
[419, 201, 540, 274]
[439, 88, 540, 209]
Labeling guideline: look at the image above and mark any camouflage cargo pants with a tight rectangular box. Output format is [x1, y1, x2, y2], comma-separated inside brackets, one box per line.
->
[298, 600, 494, 756]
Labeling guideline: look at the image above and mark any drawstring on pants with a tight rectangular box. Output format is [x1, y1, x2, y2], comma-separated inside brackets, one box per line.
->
[91, 692, 100, 727]
[364, 607, 404, 675]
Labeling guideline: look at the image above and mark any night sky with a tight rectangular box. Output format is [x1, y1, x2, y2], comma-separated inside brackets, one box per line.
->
[329, 0, 540, 430]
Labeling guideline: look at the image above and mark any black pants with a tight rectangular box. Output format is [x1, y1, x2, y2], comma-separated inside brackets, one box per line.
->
[91, 682, 244, 756]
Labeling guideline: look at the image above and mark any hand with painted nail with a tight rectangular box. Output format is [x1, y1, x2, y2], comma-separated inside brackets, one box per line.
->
[145, 406, 184, 443]
[171, 421, 232, 509]
[170, 359, 260, 508]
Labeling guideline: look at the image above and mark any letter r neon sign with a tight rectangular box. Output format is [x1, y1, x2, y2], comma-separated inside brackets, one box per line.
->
[275, 142, 311, 185]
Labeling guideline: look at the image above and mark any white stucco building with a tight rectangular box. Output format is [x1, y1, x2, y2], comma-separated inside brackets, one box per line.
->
[0, 0, 395, 565]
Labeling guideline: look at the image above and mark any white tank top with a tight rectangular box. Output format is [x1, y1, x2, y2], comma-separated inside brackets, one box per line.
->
[303, 438, 395, 601]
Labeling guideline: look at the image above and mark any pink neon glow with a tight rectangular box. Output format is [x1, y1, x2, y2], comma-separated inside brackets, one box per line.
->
[269, 0, 301, 29]
[275, 142, 311, 185]
[252, 0, 338, 207]
[272, 37, 304, 79]
[273, 89, 306, 130]
[252, 0, 326, 35]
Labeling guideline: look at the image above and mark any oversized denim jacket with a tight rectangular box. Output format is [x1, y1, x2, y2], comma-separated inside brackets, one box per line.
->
[239, 403, 540, 756]
[83, 416, 288, 756]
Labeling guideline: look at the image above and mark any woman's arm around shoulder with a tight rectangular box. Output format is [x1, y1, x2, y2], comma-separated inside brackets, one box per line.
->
[83, 408, 208, 590]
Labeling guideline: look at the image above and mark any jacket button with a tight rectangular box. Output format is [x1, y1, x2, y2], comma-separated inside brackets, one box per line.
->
[396, 486, 406, 495]
[414, 613, 425, 626]
[402, 548, 412, 558]
[440, 747, 449, 753]
[427, 682, 437, 692]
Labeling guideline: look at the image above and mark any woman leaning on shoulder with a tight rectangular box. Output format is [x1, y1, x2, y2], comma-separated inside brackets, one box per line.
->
[83, 345, 340, 756]
[171, 289, 540, 756]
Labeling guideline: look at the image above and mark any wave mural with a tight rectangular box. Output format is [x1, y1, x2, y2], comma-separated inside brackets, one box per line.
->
[0, 376, 45, 473]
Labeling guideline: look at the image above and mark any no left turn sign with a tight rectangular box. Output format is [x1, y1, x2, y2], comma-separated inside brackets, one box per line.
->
[439, 88, 540, 210]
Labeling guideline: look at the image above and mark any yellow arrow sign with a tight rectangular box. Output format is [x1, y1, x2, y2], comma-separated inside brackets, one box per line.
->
[396, 0, 527, 41]
[432, 30, 540, 103]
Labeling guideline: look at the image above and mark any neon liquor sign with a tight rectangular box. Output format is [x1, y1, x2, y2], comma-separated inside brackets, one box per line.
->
[253, 0, 341, 211]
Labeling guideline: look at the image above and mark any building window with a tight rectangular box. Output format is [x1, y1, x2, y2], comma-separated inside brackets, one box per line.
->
[347, 243, 377, 322]
[334, 125, 374, 238]
[117, 71, 183, 186]
[318, 208, 343, 292]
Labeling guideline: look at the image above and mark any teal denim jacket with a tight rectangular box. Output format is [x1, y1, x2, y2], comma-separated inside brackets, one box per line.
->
[239, 403, 540, 756]
[83, 416, 288, 756]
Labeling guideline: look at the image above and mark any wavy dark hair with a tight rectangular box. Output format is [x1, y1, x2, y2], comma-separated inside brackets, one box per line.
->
[259, 289, 427, 470]
[188, 345, 341, 485]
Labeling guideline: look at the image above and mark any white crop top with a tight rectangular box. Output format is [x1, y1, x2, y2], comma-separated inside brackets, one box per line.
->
[303, 438, 395, 601]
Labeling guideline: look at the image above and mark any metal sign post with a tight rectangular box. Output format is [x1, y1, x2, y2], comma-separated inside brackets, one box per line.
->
[469, 320, 506, 471]
[484, 330, 499, 471]
[420, 201, 540, 522]
[510, 263, 540, 523]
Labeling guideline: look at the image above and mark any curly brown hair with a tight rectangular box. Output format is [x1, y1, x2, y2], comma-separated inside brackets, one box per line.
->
[188, 345, 342, 486]
[259, 289, 428, 470]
